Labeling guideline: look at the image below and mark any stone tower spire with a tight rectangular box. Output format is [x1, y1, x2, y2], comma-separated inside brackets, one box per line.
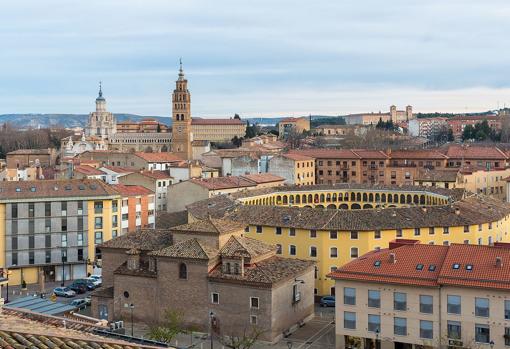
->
[171, 60, 192, 160]
[85, 81, 117, 139]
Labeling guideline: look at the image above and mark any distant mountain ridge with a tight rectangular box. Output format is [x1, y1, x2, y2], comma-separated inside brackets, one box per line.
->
[0, 113, 342, 129]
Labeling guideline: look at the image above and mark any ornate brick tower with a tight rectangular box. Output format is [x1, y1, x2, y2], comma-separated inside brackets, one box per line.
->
[171, 60, 192, 160]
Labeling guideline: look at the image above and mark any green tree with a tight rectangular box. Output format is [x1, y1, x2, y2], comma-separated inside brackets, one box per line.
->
[147, 309, 187, 343]
[231, 136, 242, 147]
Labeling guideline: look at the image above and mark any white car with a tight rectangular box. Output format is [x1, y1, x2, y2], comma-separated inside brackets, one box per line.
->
[53, 287, 76, 298]
[87, 276, 102, 288]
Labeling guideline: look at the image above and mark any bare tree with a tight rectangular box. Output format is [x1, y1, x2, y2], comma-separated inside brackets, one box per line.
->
[218, 325, 265, 349]
[146, 309, 188, 343]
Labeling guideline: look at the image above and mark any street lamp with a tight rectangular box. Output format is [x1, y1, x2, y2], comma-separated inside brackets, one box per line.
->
[375, 328, 380, 349]
[60, 248, 67, 287]
[124, 303, 135, 337]
[209, 311, 215, 349]
[490, 340, 495, 349]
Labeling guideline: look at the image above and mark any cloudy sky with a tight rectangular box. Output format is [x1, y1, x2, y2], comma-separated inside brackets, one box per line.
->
[1, 0, 510, 117]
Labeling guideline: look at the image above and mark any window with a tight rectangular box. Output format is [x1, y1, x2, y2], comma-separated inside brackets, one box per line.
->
[11, 221, 17, 234]
[505, 300, 510, 320]
[310, 230, 317, 238]
[77, 217, 83, 231]
[250, 297, 259, 309]
[447, 295, 461, 314]
[289, 245, 296, 256]
[112, 230, 118, 238]
[29, 251, 34, 265]
[368, 290, 380, 308]
[350, 231, 358, 239]
[275, 227, 282, 235]
[77, 232, 84, 246]
[211, 292, 219, 304]
[443, 227, 449, 234]
[394, 292, 407, 311]
[429, 227, 434, 235]
[179, 263, 187, 279]
[61, 233, 67, 247]
[448, 321, 461, 340]
[122, 213, 128, 221]
[61, 218, 67, 232]
[464, 225, 469, 233]
[396, 229, 402, 237]
[95, 231, 103, 244]
[394, 317, 407, 336]
[420, 295, 433, 314]
[112, 201, 118, 213]
[414, 228, 420, 236]
[350, 247, 358, 258]
[475, 324, 490, 344]
[343, 311, 356, 329]
[77, 248, 83, 261]
[45, 250, 51, 263]
[61, 202, 67, 216]
[28, 235, 34, 249]
[368, 314, 380, 332]
[330, 247, 338, 258]
[343, 287, 356, 305]
[77, 201, 83, 215]
[11, 204, 18, 218]
[29, 220, 34, 234]
[310, 246, 317, 257]
[420, 320, 433, 339]
[506, 327, 510, 346]
[330, 230, 337, 239]
[276, 244, 282, 254]
[112, 215, 118, 228]
[475, 298, 489, 317]
[45, 235, 51, 248]
[11, 237, 18, 250]
[374, 230, 381, 239]
[45, 202, 51, 217]
[11, 252, 18, 265]
[256, 226, 262, 233]
[94, 201, 103, 214]
[28, 203, 34, 218]
[289, 228, 296, 236]
[95, 217, 103, 229]
[250, 315, 257, 325]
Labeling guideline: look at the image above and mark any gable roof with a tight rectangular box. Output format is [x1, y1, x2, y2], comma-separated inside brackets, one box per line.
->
[149, 238, 218, 260]
[112, 184, 154, 196]
[189, 176, 256, 190]
[220, 236, 275, 259]
[74, 165, 105, 176]
[240, 173, 285, 184]
[100, 229, 172, 251]
[443, 145, 508, 160]
[134, 152, 184, 162]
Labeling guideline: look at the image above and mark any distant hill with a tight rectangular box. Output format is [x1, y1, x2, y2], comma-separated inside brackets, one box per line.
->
[0, 113, 343, 129]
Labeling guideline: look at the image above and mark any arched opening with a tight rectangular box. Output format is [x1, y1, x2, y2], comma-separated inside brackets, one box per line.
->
[283, 196, 288, 205]
[363, 203, 373, 209]
[332, 193, 337, 202]
[179, 263, 187, 279]
[326, 193, 331, 202]
[289, 196, 294, 204]
[316, 204, 324, 209]
[320, 194, 325, 202]
[387, 194, 392, 203]
[351, 203, 361, 210]
[400, 194, 405, 204]
[304, 205, 312, 208]
[406, 194, 412, 204]
[327, 204, 336, 209]
[314, 194, 319, 203]
[302, 195, 307, 204]
[296, 195, 301, 204]
[356, 193, 361, 201]
[369, 193, 374, 202]
[375, 193, 380, 202]
[339, 204, 349, 210]
[413, 195, 419, 204]
[308, 194, 313, 203]
[276, 195, 282, 204]
[363, 193, 368, 202]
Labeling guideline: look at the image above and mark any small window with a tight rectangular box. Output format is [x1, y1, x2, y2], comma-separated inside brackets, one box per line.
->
[465, 264, 473, 271]
[428, 265, 436, 272]
[374, 230, 381, 239]
[275, 227, 282, 235]
[289, 228, 296, 236]
[289, 245, 296, 256]
[211, 292, 219, 304]
[374, 260, 381, 267]
[330, 230, 338, 239]
[416, 264, 424, 271]
[250, 315, 258, 325]
[256, 226, 262, 233]
[452, 263, 460, 270]
[350, 231, 358, 239]
[250, 297, 259, 309]
[310, 230, 317, 238]
[179, 263, 188, 279]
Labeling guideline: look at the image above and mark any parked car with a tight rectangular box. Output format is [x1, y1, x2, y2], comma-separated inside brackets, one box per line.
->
[53, 287, 76, 298]
[73, 278, 96, 291]
[71, 298, 88, 310]
[68, 283, 87, 294]
[87, 276, 102, 288]
[320, 296, 336, 307]
[84, 296, 92, 306]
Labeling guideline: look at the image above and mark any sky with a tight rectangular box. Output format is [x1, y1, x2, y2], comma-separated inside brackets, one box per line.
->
[1, 0, 510, 118]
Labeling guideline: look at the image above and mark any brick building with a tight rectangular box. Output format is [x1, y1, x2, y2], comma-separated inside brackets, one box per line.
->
[113, 184, 155, 234]
[92, 218, 314, 343]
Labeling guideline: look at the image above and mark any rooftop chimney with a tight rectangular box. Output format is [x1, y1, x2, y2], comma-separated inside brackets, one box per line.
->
[389, 253, 397, 264]
[496, 257, 503, 268]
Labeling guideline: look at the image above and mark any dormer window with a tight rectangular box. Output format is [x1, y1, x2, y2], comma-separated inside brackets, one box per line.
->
[225, 262, 231, 274]
[234, 263, 240, 275]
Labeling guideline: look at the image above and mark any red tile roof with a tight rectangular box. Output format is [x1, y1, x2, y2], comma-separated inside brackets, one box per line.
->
[444, 145, 508, 160]
[191, 118, 245, 125]
[113, 184, 154, 196]
[100, 166, 134, 174]
[351, 149, 389, 159]
[134, 152, 184, 162]
[389, 149, 448, 159]
[139, 170, 173, 180]
[329, 240, 510, 291]
[74, 165, 105, 176]
[281, 153, 315, 161]
[292, 149, 361, 159]
[240, 173, 285, 184]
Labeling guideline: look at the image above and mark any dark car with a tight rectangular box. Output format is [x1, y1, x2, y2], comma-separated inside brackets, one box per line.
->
[73, 278, 96, 291]
[68, 283, 87, 294]
[320, 296, 335, 307]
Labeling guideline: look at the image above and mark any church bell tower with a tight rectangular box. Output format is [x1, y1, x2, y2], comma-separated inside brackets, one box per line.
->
[171, 60, 192, 160]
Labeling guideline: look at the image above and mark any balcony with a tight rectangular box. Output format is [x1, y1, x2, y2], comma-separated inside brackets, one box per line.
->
[121, 220, 129, 229]
[148, 202, 155, 211]
[121, 206, 128, 214]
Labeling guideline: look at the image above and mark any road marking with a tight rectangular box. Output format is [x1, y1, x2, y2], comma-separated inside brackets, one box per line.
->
[294, 320, 334, 349]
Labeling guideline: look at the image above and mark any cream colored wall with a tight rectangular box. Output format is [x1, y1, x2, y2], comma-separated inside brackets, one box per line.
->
[458, 169, 510, 201]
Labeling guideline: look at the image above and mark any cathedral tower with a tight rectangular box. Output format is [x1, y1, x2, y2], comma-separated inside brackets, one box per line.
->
[171, 60, 192, 160]
[85, 82, 116, 139]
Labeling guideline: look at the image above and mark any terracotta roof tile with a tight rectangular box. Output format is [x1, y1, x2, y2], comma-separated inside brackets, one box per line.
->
[100, 229, 172, 251]
[139, 170, 173, 180]
[189, 176, 256, 190]
[240, 173, 285, 184]
[220, 236, 275, 259]
[191, 118, 245, 125]
[112, 184, 154, 196]
[444, 145, 508, 160]
[171, 217, 246, 235]
[150, 238, 218, 259]
[281, 153, 315, 161]
[74, 165, 105, 176]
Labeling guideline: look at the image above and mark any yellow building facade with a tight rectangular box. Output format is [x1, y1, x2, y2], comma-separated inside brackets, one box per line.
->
[188, 185, 510, 296]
